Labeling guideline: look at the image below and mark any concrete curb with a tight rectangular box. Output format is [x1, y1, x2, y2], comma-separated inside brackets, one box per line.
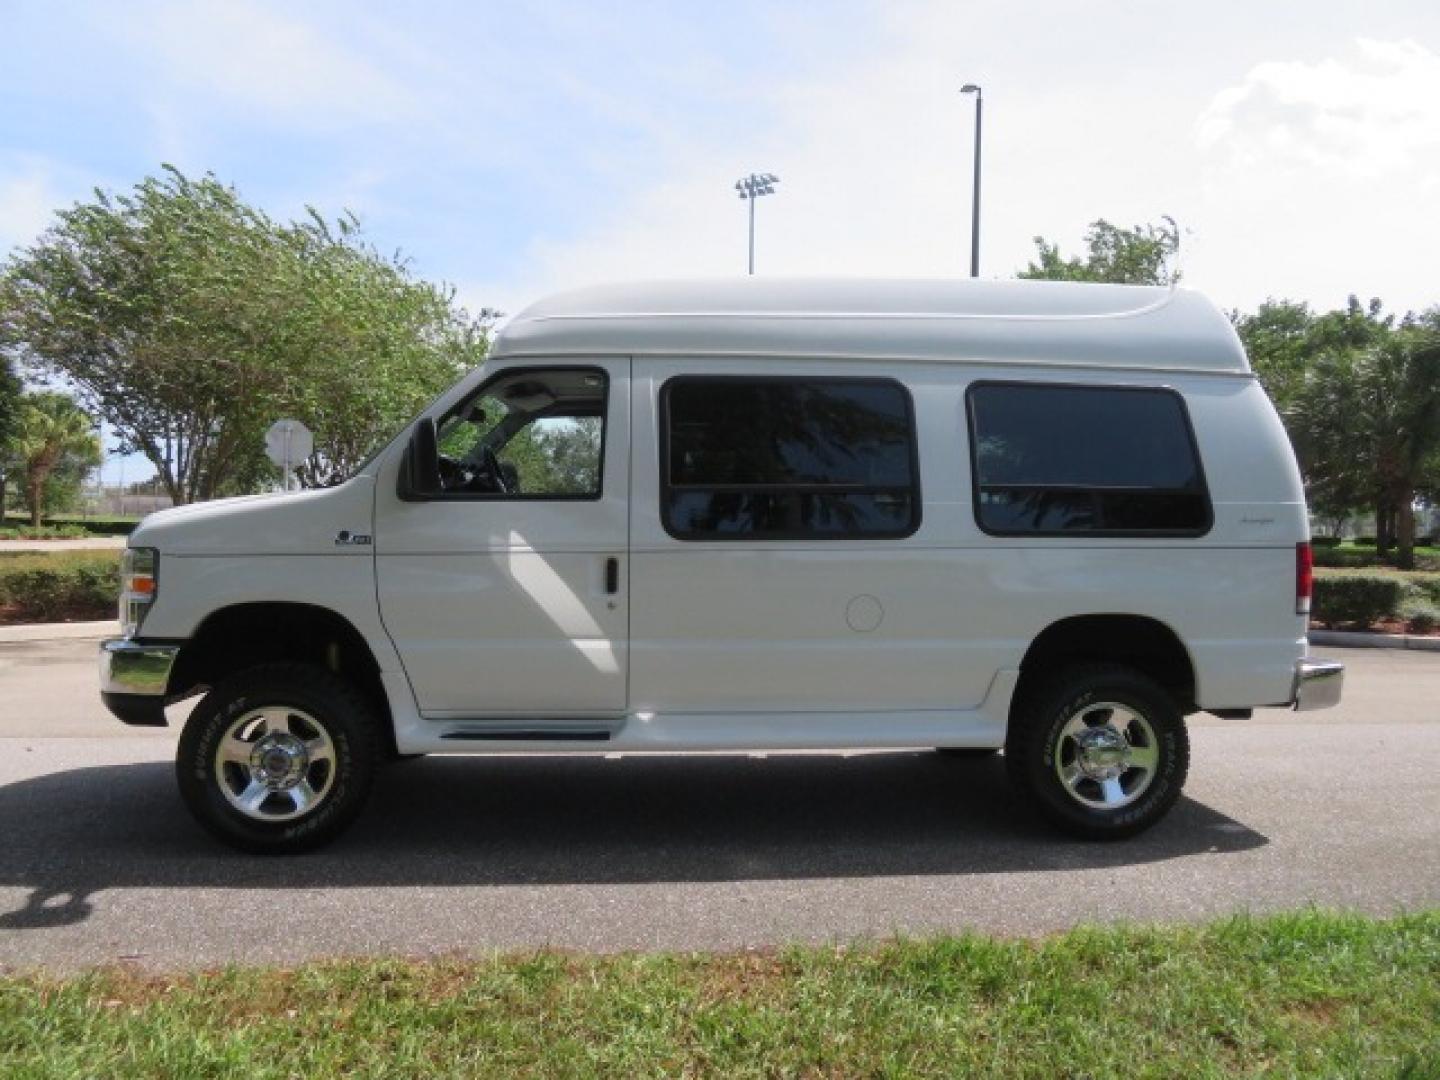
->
[0, 536, 127, 552]
[1308, 629, 1440, 652]
[0, 620, 118, 644]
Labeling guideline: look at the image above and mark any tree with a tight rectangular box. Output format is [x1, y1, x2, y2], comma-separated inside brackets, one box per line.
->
[0, 356, 20, 515]
[1018, 216, 1181, 286]
[1258, 298, 1440, 568]
[1238, 300, 1368, 534]
[275, 212, 496, 488]
[0, 167, 492, 504]
[4, 391, 101, 527]
[1233, 299, 1317, 414]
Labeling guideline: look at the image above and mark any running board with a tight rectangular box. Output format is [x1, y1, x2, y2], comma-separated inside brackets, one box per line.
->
[440, 725, 615, 742]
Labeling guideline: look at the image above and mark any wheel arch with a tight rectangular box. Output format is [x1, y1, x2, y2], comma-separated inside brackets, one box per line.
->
[1011, 614, 1197, 729]
[167, 602, 396, 753]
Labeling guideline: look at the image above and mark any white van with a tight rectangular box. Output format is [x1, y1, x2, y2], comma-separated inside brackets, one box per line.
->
[99, 278, 1343, 853]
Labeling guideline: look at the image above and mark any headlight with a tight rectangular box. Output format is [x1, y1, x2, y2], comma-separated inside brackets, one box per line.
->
[119, 547, 158, 637]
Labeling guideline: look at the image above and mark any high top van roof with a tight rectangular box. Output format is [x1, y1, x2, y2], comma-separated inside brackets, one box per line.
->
[493, 278, 1251, 375]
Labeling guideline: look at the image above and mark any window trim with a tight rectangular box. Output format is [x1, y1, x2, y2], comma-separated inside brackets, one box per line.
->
[658, 373, 923, 542]
[964, 379, 1213, 539]
[424, 364, 610, 503]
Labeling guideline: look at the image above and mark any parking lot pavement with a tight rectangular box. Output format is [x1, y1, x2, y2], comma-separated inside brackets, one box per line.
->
[0, 640, 1436, 971]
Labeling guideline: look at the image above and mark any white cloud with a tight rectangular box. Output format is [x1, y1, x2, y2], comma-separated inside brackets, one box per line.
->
[475, 23, 1440, 320]
[465, 18, 984, 308]
[1197, 38, 1440, 180]
[0, 161, 66, 253]
[117, 0, 416, 128]
[1188, 37, 1440, 313]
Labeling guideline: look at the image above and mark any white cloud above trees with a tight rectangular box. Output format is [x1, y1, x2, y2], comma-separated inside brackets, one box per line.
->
[1198, 38, 1440, 180]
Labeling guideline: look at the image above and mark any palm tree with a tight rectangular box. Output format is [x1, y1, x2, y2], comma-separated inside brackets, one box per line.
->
[9, 392, 101, 527]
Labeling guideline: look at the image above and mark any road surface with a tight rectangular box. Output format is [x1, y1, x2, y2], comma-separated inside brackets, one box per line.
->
[0, 638, 1436, 971]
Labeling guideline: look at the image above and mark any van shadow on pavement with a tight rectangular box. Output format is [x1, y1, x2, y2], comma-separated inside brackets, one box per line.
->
[0, 751, 1267, 929]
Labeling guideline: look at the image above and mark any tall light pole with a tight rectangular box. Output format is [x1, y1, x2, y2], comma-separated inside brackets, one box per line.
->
[735, 172, 779, 274]
[960, 83, 983, 277]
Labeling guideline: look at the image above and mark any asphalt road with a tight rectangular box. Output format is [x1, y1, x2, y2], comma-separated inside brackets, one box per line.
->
[0, 638, 1436, 971]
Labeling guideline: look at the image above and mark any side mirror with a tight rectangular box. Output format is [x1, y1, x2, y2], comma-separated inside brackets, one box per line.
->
[401, 417, 440, 499]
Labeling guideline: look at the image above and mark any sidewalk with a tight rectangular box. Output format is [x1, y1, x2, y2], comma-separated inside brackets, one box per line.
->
[0, 620, 118, 643]
[0, 536, 127, 553]
[1307, 629, 1440, 652]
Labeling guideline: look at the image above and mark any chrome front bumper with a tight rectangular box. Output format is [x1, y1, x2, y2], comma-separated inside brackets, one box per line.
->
[99, 638, 179, 697]
[1294, 657, 1344, 712]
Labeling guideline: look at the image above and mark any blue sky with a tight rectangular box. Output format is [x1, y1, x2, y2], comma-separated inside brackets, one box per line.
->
[3, 1, 1439, 481]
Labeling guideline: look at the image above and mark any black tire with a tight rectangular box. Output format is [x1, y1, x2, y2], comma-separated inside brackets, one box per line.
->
[934, 747, 1000, 759]
[176, 663, 379, 854]
[1005, 663, 1189, 840]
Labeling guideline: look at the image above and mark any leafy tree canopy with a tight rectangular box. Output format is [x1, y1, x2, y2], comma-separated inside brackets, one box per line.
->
[3, 390, 102, 526]
[1018, 216, 1181, 286]
[1238, 296, 1440, 567]
[0, 356, 19, 456]
[0, 167, 494, 502]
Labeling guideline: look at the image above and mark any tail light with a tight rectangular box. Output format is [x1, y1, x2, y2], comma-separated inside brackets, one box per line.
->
[1296, 542, 1313, 616]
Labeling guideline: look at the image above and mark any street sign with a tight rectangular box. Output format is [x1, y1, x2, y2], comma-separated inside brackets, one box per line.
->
[264, 419, 314, 491]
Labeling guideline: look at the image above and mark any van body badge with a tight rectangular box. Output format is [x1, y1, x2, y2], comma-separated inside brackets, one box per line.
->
[334, 530, 373, 546]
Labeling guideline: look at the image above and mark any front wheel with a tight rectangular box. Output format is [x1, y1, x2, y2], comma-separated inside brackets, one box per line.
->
[1006, 664, 1189, 840]
[176, 664, 379, 854]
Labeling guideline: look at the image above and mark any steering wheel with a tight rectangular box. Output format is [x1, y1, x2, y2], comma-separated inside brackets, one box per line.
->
[479, 445, 512, 494]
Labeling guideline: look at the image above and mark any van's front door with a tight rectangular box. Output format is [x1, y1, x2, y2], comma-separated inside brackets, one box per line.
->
[375, 360, 630, 718]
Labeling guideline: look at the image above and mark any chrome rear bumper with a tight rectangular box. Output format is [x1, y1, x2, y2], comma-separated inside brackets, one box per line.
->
[1294, 657, 1344, 712]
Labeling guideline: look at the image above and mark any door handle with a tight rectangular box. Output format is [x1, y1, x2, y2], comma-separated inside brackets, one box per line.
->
[605, 556, 620, 595]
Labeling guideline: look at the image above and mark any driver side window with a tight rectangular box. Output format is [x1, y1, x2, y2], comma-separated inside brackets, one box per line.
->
[436, 367, 607, 499]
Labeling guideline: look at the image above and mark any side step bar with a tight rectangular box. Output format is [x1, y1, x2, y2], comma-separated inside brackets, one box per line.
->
[440, 726, 615, 742]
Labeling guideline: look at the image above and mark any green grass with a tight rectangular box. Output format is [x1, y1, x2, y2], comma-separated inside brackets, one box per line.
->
[0, 911, 1435, 1077]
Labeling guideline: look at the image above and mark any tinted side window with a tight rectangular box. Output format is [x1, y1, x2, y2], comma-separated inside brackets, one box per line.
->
[663, 377, 920, 539]
[967, 383, 1210, 535]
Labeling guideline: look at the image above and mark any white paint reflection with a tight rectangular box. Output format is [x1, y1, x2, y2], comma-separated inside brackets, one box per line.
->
[505, 530, 620, 675]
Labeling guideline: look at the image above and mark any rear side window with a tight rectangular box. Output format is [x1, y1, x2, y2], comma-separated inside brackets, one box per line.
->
[967, 382, 1211, 536]
[662, 376, 920, 540]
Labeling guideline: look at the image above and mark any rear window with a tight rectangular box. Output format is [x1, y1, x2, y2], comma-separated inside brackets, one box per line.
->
[662, 376, 920, 540]
[966, 382, 1211, 536]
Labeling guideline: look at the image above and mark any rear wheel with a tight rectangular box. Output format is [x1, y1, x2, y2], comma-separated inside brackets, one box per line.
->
[177, 663, 379, 854]
[1006, 664, 1188, 839]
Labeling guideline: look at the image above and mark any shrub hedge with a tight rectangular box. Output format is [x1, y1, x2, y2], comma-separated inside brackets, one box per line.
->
[0, 524, 91, 540]
[0, 558, 119, 622]
[51, 517, 139, 536]
[1311, 546, 1380, 568]
[1400, 598, 1440, 634]
[0, 515, 139, 538]
[1312, 574, 1409, 630]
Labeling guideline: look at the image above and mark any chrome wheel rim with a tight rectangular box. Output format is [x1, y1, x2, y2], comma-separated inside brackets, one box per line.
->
[1053, 701, 1160, 810]
[215, 707, 337, 822]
